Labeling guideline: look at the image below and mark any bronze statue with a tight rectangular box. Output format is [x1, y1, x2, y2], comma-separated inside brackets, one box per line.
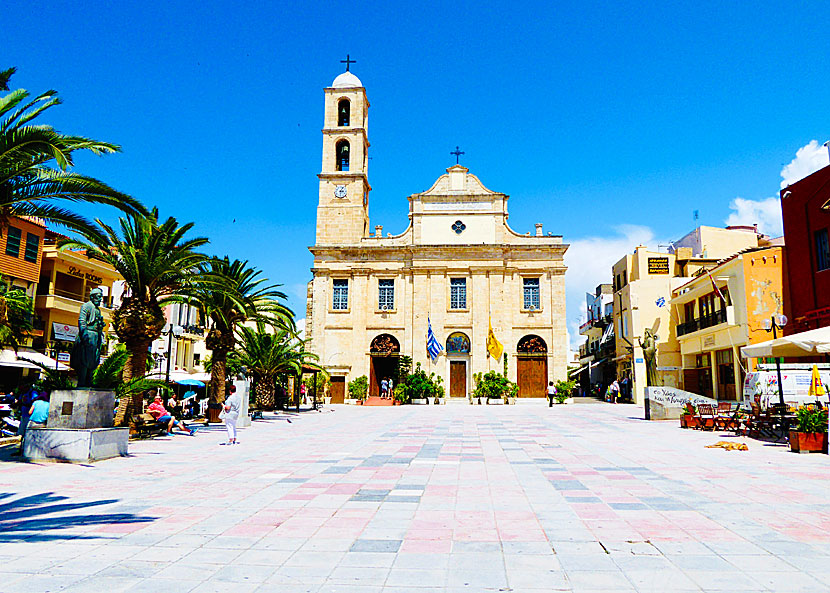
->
[638, 328, 659, 387]
[70, 287, 105, 387]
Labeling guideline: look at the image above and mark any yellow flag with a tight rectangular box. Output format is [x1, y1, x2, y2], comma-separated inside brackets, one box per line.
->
[809, 364, 826, 397]
[487, 320, 503, 361]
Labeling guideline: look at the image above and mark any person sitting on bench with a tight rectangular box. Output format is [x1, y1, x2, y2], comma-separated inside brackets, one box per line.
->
[147, 392, 195, 436]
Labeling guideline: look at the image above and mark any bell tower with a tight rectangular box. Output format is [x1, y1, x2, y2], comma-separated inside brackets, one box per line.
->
[316, 65, 371, 245]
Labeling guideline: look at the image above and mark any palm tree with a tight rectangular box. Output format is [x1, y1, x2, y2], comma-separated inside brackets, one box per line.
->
[59, 209, 208, 380]
[0, 67, 147, 232]
[188, 257, 293, 404]
[235, 323, 322, 409]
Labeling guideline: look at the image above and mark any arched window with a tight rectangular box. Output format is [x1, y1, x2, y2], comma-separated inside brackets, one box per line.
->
[517, 335, 547, 354]
[370, 334, 400, 354]
[338, 99, 350, 126]
[336, 140, 350, 171]
[446, 332, 471, 354]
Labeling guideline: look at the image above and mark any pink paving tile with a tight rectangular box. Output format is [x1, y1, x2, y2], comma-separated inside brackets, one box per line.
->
[222, 524, 274, 537]
[406, 529, 453, 540]
[281, 493, 317, 500]
[93, 522, 148, 534]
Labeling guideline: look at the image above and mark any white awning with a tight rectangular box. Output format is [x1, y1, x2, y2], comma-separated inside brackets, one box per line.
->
[0, 349, 70, 371]
[168, 370, 211, 383]
[741, 326, 830, 358]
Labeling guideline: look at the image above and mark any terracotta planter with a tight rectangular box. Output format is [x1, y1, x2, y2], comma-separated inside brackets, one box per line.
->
[683, 415, 701, 429]
[680, 415, 688, 429]
[789, 431, 828, 454]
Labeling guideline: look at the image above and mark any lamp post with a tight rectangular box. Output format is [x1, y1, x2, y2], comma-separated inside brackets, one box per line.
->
[163, 324, 183, 384]
[762, 314, 788, 436]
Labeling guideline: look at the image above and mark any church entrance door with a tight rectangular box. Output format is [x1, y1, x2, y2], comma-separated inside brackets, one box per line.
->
[450, 361, 467, 398]
[370, 356, 399, 397]
[330, 376, 345, 404]
[517, 357, 547, 397]
[517, 335, 548, 398]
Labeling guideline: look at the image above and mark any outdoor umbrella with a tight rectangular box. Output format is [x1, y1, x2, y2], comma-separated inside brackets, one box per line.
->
[741, 326, 830, 358]
[175, 378, 205, 387]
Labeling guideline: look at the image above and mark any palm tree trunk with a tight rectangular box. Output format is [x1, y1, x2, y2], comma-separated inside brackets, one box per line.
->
[255, 378, 275, 409]
[209, 349, 227, 405]
[123, 339, 151, 382]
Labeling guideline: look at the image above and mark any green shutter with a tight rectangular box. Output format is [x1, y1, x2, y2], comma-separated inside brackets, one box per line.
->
[5, 227, 21, 257]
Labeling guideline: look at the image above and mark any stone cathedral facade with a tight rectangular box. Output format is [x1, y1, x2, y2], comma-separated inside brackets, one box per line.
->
[306, 69, 569, 402]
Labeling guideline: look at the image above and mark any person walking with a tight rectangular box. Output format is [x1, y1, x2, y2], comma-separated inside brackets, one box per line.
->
[221, 385, 242, 445]
[380, 377, 388, 398]
[547, 381, 557, 407]
[610, 379, 620, 404]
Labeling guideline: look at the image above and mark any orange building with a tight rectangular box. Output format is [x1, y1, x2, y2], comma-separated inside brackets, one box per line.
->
[671, 245, 785, 400]
[33, 230, 121, 357]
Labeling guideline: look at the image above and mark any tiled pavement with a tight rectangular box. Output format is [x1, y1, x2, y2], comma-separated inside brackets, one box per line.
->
[2, 402, 830, 592]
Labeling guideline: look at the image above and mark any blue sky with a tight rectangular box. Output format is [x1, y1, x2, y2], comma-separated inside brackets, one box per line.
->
[5, 1, 830, 346]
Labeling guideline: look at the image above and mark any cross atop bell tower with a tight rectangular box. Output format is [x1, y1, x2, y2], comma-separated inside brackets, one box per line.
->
[315, 64, 371, 245]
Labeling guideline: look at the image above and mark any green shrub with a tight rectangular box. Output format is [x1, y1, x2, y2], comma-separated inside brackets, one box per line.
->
[795, 406, 828, 433]
[473, 371, 518, 401]
[348, 375, 369, 401]
[397, 362, 443, 403]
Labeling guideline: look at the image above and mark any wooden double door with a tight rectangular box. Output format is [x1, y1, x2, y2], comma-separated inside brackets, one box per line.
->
[450, 360, 467, 398]
[517, 356, 547, 397]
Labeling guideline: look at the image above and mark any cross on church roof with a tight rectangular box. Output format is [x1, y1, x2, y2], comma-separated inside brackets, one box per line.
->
[340, 54, 356, 72]
[451, 146, 465, 164]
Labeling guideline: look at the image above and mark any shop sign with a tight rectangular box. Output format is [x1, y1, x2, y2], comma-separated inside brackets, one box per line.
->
[67, 265, 103, 285]
[635, 357, 644, 363]
[647, 257, 670, 275]
[56, 352, 70, 362]
[52, 322, 79, 342]
[703, 335, 715, 347]
[657, 366, 681, 371]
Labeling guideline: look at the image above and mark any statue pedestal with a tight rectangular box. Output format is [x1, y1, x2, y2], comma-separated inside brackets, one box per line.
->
[24, 427, 129, 462]
[24, 389, 128, 463]
[48, 389, 115, 429]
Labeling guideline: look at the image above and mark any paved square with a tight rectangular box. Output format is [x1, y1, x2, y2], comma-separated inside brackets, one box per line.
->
[2, 403, 830, 592]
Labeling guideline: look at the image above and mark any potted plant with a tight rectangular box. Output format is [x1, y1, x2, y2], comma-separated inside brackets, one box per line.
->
[789, 406, 828, 453]
[554, 380, 576, 404]
[348, 375, 368, 405]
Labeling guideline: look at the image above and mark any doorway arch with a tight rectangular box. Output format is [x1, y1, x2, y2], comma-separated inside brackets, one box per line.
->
[369, 334, 400, 397]
[517, 335, 548, 397]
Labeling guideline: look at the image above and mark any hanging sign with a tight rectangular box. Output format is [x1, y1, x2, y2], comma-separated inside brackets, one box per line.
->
[647, 257, 670, 274]
[52, 323, 79, 342]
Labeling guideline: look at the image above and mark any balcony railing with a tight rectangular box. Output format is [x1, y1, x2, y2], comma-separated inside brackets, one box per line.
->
[677, 308, 727, 337]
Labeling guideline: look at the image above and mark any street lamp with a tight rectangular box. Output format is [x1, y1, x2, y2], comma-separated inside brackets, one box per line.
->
[762, 314, 788, 436]
[163, 324, 183, 384]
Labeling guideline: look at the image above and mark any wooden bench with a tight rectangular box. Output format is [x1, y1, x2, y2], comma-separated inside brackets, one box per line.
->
[131, 413, 167, 439]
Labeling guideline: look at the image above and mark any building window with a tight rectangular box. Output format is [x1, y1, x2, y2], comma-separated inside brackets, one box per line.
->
[5, 226, 21, 257]
[332, 279, 349, 310]
[523, 277, 540, 310]
[24, 233, 39, 263]
[450, 278, 466, 309]
[337, 99, 350, 126]
[378, 279, 394, 310]
[816, 229, 830, 271]
[336, 140, 350, 171]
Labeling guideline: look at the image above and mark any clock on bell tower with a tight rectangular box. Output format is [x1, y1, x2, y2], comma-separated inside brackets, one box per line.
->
[315, 64, 371, 245]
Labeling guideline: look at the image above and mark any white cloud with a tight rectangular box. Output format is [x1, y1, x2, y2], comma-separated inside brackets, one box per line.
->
[724, 197, 783, 237]
[781, 139, 829, 188]
[296, 318, 306, 340]
[564, 225, 662, 350]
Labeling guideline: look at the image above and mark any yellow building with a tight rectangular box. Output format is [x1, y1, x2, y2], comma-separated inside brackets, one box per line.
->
[671, 245, 784, 400]
[34, 231, 121, 358]
[307, 69, 569, 402]
[611, 226, 763, 404]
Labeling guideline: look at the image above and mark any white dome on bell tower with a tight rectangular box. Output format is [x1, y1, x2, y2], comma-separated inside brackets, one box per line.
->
[332, 71, 363, 88]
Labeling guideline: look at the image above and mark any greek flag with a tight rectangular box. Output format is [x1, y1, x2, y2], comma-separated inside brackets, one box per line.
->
[655, 297, 666, 308]
[426, 317, 443, 362]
